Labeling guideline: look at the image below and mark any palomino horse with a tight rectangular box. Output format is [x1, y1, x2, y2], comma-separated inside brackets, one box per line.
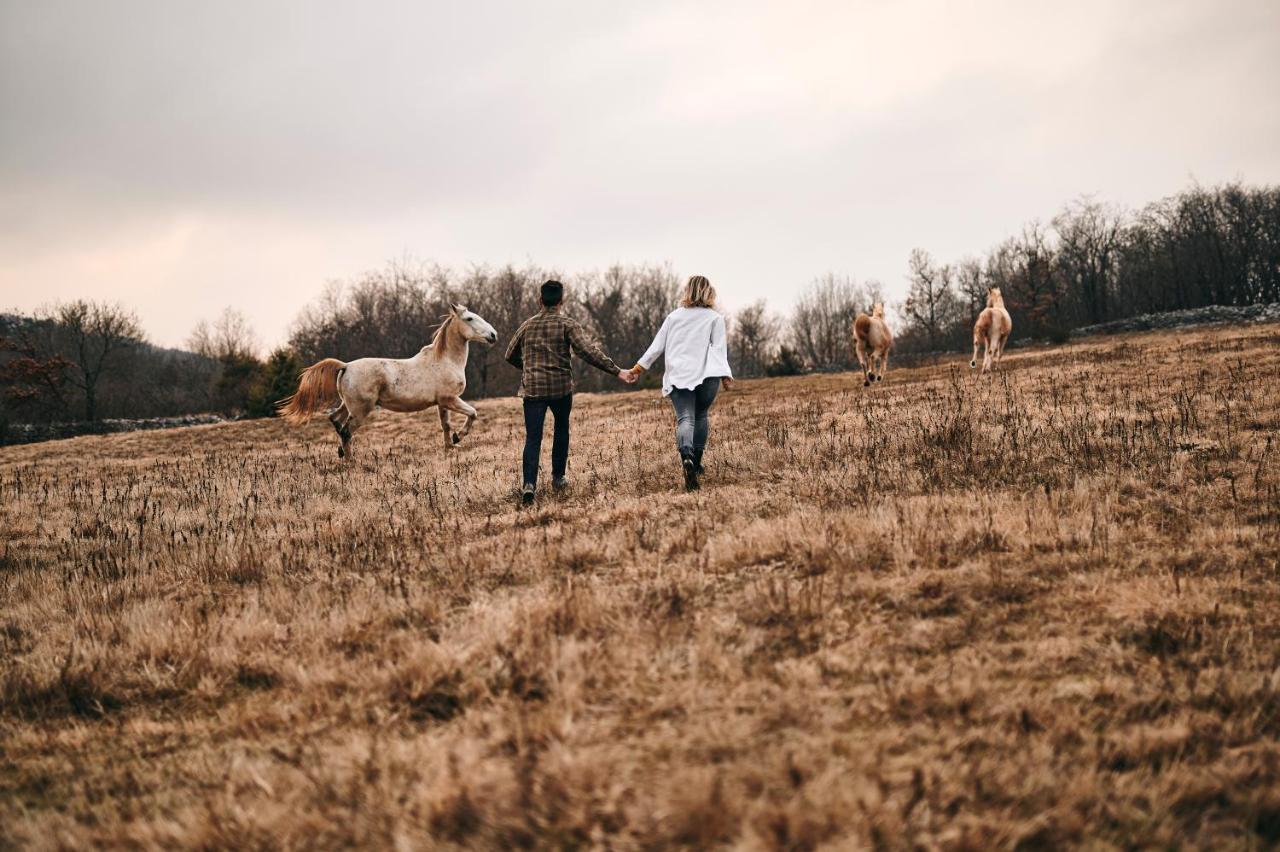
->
[853, 303, 893, 386]
[971, 287, 1012, 373]
[278, 304, 498, 457]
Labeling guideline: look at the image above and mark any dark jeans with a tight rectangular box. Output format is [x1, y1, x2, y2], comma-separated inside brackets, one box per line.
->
[522, 394, 573, 487]
[669, 378, 720, 459]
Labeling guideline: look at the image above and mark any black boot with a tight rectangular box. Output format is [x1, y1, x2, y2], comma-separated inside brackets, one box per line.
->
[692, 448, 705, 476]
[682, 454, 700, 491]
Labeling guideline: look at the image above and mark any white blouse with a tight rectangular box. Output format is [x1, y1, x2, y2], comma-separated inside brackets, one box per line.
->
[637, 306, 734, 395]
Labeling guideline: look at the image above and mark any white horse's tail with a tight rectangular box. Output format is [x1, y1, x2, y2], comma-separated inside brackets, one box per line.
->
[277, 358, 346, 424]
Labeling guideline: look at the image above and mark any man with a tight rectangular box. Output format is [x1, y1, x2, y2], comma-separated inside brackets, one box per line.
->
[505, 280, 633, 505]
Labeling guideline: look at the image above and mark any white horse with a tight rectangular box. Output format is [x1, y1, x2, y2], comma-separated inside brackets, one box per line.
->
[971, 287, 1012, 374]
[278, 304, 498, 457]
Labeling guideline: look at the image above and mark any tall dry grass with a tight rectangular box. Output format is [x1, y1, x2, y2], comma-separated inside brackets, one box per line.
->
[2, 324, 1279, 849]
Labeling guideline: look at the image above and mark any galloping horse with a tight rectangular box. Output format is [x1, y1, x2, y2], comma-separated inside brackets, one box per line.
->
[278, 304, 498, 458]
[971, 287, 1012, 373]
[853, 303, 893, 386]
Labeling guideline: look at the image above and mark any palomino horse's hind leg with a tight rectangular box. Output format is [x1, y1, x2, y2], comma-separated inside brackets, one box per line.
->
[877, 349, 887, 382]
[970, 340, 980, 369]
[856, 339, 871, 386]
[439, 396, 477, 445]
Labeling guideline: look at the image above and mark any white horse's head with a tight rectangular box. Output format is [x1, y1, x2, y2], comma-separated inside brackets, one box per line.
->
[452, 304, 499, 345]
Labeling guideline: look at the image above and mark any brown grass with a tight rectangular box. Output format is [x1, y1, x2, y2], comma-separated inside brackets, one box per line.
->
[2, 324, 1279, 849]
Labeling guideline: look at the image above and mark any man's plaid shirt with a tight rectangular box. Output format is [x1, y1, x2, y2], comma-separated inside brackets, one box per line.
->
[505, 309, 621, 399]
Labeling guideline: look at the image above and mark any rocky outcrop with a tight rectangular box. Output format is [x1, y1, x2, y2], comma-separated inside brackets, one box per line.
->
[1, 414, 226, 446]
[1071, 303, 1280, 337]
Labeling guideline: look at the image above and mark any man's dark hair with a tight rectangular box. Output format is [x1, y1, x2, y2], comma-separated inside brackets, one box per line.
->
[540, 280, 564, 307]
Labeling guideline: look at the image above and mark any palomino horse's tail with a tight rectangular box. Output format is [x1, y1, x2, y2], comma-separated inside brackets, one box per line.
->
[853, 313, 871, 344]
[277, 358, 346, 425]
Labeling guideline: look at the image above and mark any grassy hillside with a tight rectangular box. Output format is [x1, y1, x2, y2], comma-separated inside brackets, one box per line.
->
[2, 323, 1279, 848]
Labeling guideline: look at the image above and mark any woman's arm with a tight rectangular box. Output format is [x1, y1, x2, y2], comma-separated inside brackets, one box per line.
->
[634, 315, 671, 372]
[712, 314, 732, 377]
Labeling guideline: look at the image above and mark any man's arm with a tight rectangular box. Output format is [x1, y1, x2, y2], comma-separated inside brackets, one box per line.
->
[566, 319, 621, 375]
[504, 321, 526, 369]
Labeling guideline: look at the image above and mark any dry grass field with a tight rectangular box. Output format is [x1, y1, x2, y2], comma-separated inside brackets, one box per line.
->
[2, 323, 1279, 849]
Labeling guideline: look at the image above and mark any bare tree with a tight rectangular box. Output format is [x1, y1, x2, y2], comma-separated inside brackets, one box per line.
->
[789, 273, 867, 369]
[452, 262, 551, 398]
[574, 263, 679, 390]
[288, 260, 442, 363]
[1007, 222, 1062, 338]
[953, 256, 987, 322]
[1054, 197, 1123, 324]
[728, 300, 782, 378]
[187, 307, 260, 361]
[902, 249, 960, 353]
[14, 301, 146, 421]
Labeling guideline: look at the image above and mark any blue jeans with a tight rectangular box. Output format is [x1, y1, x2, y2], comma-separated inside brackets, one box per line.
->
[669, 378, 720, 459]
[522, 394, 572, 487]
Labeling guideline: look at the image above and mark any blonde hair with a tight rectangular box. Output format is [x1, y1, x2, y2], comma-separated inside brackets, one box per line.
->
[680, 275, 717, 309]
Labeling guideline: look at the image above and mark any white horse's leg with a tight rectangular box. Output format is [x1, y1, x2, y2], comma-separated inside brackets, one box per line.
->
[439, 396, 477, 444]
[878, 348, 888, 381]
[437, 406, 453, 449]
[329, 402, 354, 458]
[455, 399, 478, 437]
[338, 396, 372, 458]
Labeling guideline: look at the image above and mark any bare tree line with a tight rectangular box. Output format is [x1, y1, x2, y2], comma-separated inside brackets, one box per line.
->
[0, 304, 220, 427]
[893, 182, 1280, 354]
[729, 182, 1280, 371]
[3, 180, 1277, 434]
[283, 260, 684, 397]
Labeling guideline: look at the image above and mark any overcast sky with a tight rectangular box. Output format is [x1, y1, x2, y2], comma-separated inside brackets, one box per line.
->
[2, 0, 1278, 349]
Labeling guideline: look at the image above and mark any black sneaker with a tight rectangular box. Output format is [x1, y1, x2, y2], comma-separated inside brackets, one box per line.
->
[521, 484, 536, 506]
[682, 457, 700, 491]
[552, 476, 569, 493]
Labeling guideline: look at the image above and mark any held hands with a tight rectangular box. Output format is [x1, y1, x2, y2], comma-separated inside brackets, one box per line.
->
[617, 368, 638, 385]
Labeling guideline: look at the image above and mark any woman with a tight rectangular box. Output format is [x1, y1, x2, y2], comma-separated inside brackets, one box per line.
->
[627, 275, 734, 491]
